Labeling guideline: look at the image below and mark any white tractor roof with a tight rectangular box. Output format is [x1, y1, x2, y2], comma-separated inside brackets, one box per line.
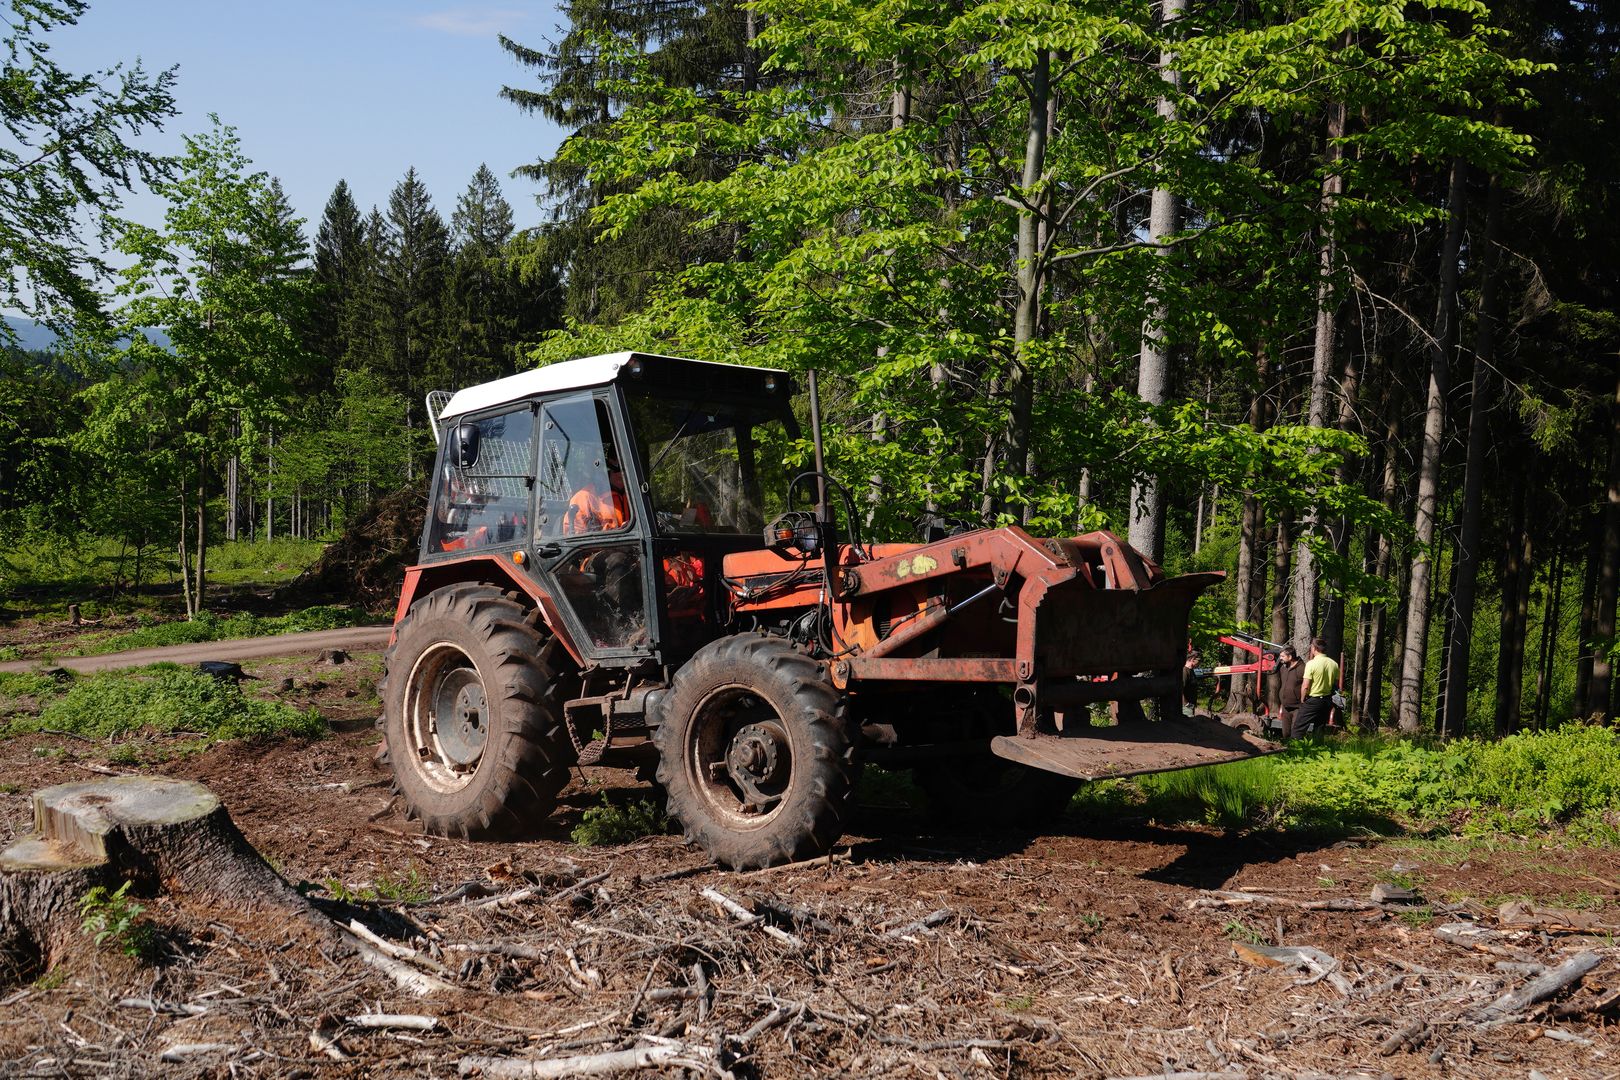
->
[437, 351, 787, 421]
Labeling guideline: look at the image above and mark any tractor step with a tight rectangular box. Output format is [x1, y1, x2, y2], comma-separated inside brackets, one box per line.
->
[990, 713, 1278, 781]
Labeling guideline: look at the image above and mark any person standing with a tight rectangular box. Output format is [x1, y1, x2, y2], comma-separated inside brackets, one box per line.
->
[1295, 637, 1341, 737]
[1276, 645, 1304, 739]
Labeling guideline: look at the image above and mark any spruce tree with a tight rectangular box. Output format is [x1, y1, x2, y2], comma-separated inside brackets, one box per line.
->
[382, 168, 451, 432]
[446, 165, 518, 386]
[499, 0, 751, 322]
[310, 179, 366, 370]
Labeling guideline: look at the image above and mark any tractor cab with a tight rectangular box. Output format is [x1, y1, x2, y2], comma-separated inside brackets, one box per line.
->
[421, 352, 797, 668]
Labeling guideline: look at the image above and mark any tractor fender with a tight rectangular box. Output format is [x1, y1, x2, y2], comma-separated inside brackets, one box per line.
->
[391, 554, 585, 667]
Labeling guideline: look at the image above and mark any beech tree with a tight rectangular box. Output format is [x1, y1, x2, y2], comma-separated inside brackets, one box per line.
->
[76, 119, 314, 615]
[0, 0, 176, 339]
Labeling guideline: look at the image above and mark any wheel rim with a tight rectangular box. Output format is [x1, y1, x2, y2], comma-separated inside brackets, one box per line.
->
[403, 642, 489, 794]
[687, 685, 793, 829]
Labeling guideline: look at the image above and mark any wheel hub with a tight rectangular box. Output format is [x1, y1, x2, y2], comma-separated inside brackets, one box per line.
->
[726, 721, 788, 812]
[435, 676, 488, 768]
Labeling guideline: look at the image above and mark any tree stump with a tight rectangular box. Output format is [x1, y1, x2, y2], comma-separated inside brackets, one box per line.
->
[1, 776, 310, 981]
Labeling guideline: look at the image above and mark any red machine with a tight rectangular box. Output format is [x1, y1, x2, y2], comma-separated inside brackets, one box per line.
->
[383, 353, 1275, 868]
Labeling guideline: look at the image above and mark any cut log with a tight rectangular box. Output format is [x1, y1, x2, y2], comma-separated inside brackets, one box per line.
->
[1, 777, 311, 979]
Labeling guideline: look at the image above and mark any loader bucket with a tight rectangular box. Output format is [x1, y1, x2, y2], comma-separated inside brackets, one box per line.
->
[991, 714, 1277, 781]
[1022, 569, 1222, 679]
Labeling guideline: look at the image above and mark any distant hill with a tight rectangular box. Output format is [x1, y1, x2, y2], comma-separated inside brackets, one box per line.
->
[4, 316, 61, 352]
[3, 315, 170, 352]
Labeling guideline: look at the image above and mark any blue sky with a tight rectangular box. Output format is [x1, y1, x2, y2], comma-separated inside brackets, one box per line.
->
[52, 2, 567, 243]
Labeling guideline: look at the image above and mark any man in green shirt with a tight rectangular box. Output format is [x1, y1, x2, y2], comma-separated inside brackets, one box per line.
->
[1294, 637, 1341, 736]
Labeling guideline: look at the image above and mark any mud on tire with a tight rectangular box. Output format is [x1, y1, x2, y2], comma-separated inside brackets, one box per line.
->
[654, 634, 854, 870]
[383, 585, 574, 839]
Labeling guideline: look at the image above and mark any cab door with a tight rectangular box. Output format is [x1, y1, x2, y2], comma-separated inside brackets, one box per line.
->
[531, 390, 655, 663]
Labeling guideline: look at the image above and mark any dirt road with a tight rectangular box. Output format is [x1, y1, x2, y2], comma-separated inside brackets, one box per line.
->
[0, 625, 392, 674]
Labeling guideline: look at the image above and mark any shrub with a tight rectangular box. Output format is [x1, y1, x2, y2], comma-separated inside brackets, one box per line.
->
[12, 667, 324, 741]
[572, 796, 669, 846]
[79, 880, 158, 961]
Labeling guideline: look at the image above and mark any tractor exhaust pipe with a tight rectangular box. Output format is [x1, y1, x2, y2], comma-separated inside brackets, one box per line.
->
[807, 370, 841, 600]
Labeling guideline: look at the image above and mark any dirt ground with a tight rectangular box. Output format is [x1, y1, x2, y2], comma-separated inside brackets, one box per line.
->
[2, 641, 1619, 1078]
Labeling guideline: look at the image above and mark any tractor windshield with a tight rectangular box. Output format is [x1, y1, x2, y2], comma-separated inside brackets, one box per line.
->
[628, 393, 781, 535]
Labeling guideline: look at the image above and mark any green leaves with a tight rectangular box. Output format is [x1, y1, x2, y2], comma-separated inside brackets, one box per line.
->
[0, 0, 177, 340]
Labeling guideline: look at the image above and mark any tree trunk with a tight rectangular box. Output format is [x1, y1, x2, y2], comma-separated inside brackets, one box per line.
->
[2, 777, 317, 977]
[1004, 47, 1050, 524]
[266, 430, 276, 544]
[1533, 550, 1565, 730]
[1439, 175, 1503, 738]
[195, 449, 208, 617]
[177, 478, 194, 619]
[1494, 477, 1531, 736]
[1396, 159, 1468, 733]
[1322, 325, 1363, 660]
[1128, 0, 1185, 562]
[1227, 495, 1263, 714]
[1587, 364, 1620, 722]
[1226, 341, 1272, 714]
[1291, 97, 1348, 651]
[1267, 518, 1291, 715]
[1575, 509, 1600, 715]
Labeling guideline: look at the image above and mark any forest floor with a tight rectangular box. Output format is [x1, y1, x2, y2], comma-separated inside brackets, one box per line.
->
[0, 609, 1618, 1077]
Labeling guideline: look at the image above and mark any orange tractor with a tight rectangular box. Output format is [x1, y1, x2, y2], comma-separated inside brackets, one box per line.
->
[383, 353, 1271, 868]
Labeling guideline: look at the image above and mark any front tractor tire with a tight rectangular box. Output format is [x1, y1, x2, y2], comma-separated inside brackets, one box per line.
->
[654, 635, 855, 870]
[383, 585, 574, 839]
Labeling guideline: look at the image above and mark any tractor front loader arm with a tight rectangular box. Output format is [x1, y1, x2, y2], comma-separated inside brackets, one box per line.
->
[828, 527, 1275, 782]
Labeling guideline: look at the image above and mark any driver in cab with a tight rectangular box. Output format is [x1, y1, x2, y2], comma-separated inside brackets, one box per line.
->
[563, 446, 629, 535]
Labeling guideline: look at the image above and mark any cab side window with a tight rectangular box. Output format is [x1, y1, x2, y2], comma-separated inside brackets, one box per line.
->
[537, 395, 632, 539]
[427, 407, 534, 555]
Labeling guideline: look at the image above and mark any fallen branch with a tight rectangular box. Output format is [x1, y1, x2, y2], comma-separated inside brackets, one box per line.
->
[884, 909, 952, 939]
[1476, 951, 1601, 1020]
[1379, 1018, 1428, 1056]
[473, 870, 609, 911]
[117, 996, 207, 1016]
[459, 1041, 723, 1079]
[742, 849, 850, 876]
[738, 1002, 804, 1045]
[348, 1013, 441, 1031]
[700, 886, 803, 949]
[310, 1024, 351, 1061]
[341, 928, 456, 996]
[159, 1043, 235, 1062]
[1190, 889, 1378, 912]
[346, 919, 455, 977]
[445, 941, 551, 960]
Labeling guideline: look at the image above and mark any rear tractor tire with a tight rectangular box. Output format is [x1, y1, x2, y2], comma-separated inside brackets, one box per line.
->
[654, 635, 855, 870]
[383, 585, 574, 839]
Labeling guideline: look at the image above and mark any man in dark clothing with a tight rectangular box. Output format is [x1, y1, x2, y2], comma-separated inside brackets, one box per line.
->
[1276, 645, 1304, 739]
[1182, 648, 1201, 715]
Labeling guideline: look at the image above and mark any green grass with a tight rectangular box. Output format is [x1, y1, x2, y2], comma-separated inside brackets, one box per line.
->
[1, 666, 324, 742]
[68, 604, 377, 656]
[0, 671, 72, 721]
[322, 868, 433, 904]
[1223, 918, 1267, 944]
[0, 536, 327, 606]
[1070, 726, 1620, 842]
